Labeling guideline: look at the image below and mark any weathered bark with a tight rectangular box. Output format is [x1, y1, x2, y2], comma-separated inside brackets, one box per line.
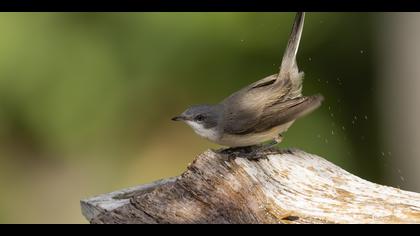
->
[81, 148, 420, 224]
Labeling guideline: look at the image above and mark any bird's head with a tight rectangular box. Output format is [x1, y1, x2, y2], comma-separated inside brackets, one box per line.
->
[171, 104, 223, 139]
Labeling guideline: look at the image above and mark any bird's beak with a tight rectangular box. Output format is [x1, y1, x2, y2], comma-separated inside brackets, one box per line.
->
[171, 115, 186, 121]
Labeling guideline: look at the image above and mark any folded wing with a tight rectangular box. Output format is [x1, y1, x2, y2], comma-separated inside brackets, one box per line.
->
[223, 95, 323, 135]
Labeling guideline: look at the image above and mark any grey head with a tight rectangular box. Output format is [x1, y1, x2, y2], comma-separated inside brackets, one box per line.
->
[172, 104, 224, 141]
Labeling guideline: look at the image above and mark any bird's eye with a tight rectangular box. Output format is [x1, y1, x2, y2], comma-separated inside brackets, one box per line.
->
[195, 115, 205, 121]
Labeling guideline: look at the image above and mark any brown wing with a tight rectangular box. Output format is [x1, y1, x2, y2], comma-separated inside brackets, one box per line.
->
[223, 94, 323, 135]
[221, 74, 293, 134]
[248, 95, 323, 134]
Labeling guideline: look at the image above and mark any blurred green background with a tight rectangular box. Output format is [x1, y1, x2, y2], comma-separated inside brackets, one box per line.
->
[0, 12, 407, 223]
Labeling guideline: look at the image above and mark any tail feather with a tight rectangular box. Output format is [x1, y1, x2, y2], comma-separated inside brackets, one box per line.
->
[279, 12, 305, 76]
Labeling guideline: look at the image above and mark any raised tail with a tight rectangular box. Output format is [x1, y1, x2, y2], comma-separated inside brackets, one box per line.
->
[279, 12, 305, 76]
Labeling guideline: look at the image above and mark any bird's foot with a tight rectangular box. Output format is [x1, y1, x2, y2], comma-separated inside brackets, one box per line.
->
[219, 135, 283, 160]
[244, 135, 283, 160]
[245, 142, 277, 160]
[219, 145, 273, 160]
[220, 146, 259, 159]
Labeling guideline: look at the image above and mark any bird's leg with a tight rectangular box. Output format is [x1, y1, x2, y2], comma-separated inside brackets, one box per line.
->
[220, 134, 284, 160]
[245, 134, 283, 160]
[261, 134, 283, 151]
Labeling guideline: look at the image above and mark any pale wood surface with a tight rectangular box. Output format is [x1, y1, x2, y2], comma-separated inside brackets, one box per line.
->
[81, 148, 420, 224]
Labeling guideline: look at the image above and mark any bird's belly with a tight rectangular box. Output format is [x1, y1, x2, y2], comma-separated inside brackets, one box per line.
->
[217, 121, 294, 147]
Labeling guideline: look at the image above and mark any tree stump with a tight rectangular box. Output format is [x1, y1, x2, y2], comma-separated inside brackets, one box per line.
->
[80, 148, 420, 224]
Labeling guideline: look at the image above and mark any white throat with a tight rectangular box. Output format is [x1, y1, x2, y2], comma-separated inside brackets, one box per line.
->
[185, 121, 219, 141]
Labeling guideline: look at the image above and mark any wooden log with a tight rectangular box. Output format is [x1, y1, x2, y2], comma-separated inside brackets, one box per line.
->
[80, 148, 420, 224]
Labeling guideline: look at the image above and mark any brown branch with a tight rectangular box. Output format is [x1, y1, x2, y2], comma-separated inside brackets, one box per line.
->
[80, 148, 420, 224]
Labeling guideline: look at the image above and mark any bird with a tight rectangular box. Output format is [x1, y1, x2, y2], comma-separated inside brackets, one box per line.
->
[172, 12, 323, 153]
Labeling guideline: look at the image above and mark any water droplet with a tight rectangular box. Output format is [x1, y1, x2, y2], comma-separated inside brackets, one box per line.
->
[388, 151, 392, 156]
[325, 138, 329, 144]
[351, 120, 355, 125]
[331, 130, 335, 135]
[328, 106, 331, 111]
[360, 50, 364, 54]
[400, 176, 405, 182]
[317, 78, 321, 82]
[240, 39, 245, 42]
[326, 80, 329, 84]
[341, 126, 346, 131]
[364, 115, 368, 120]
[308, 57, 312, 61]
[354, 115, 358, 120]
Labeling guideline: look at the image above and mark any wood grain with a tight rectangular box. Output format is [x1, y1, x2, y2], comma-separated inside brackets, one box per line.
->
[81, 148, 420, 224]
